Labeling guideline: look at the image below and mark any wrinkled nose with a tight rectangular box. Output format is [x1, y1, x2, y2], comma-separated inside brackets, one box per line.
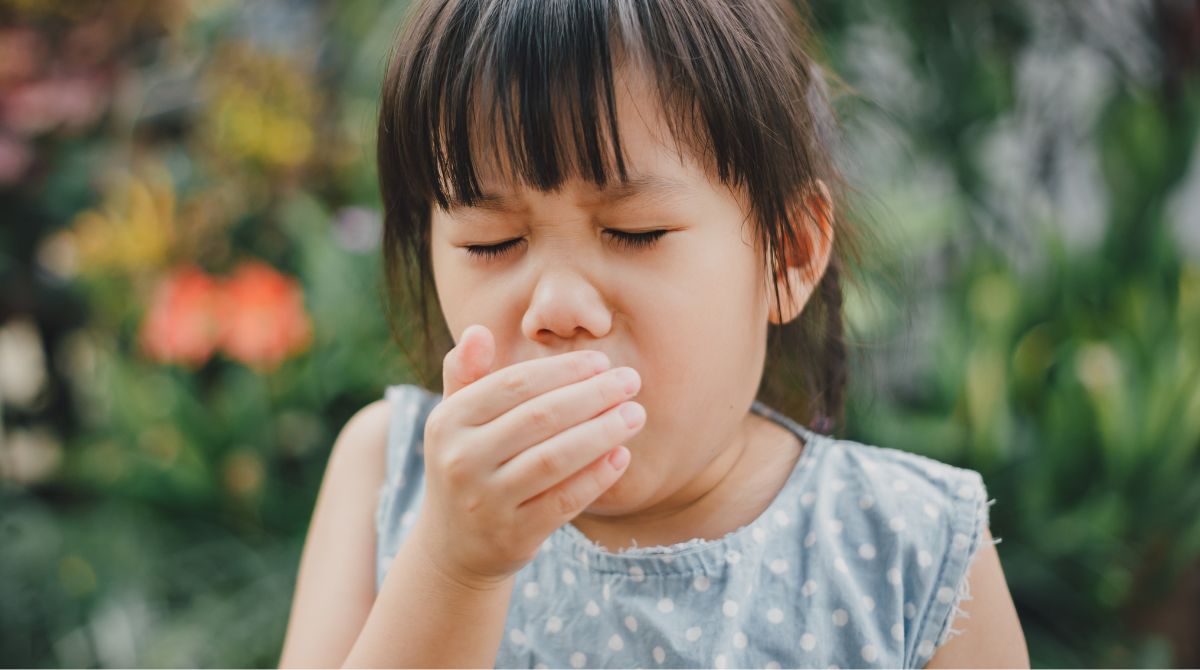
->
[520, 266, 613, 345]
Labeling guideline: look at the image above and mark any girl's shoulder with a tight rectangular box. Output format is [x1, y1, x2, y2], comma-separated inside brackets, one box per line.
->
[808, 432, 990, 528]
[795, 431, 995, 666]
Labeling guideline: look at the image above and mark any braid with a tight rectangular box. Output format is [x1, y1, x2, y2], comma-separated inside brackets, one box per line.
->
[812, 260, 847, 434]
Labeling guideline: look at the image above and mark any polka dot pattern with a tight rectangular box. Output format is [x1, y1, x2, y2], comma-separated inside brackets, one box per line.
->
[376, 386, 991, 670]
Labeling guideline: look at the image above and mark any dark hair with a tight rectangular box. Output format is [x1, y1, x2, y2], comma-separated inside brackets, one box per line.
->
[376, 0, 865, 433]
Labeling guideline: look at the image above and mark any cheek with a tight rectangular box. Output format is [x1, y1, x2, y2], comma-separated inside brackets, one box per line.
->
[430, 245, 468, 336]
[430, 240, 529, 366]
[626, 235, 765, 423]
[635, 233, 763, 349]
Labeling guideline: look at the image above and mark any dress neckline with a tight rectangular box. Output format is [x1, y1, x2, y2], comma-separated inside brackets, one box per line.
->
[550, 400, 829, 576]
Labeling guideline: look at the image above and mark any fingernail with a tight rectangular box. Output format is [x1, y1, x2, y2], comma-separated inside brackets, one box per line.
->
[618, 401, 645, 428]
[615, 367, 640, 394]
[608, 446, 630, 470]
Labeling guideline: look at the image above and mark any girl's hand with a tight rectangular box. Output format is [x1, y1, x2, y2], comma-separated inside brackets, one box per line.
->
[409, 324, 644, 590]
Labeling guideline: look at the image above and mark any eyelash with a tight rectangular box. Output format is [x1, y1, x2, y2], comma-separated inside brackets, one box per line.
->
[464, 229, 669, 260]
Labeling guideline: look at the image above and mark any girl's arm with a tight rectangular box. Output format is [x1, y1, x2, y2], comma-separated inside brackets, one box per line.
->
[276, 398, 515, 669]
[923, 527, 1030, 669]
[277, 399, 392, 668]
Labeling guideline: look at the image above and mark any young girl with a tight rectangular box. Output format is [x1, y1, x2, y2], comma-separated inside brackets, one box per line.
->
[279, 0, 1028, 668]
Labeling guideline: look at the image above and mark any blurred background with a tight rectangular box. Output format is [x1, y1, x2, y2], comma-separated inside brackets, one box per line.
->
[1, 0, 1197, 667]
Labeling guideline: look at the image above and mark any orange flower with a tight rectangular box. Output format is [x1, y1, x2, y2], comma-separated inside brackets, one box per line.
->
[217, 260, 312, 371]
[138, 265, 221, 367]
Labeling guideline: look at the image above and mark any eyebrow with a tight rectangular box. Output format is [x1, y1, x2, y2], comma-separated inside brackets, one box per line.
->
[444, 175, 691, 213]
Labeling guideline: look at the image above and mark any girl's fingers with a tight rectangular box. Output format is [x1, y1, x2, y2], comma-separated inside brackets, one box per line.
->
[483, 365, 641, 465]
[449, 349, 613, 426]
[501, 400, 645, 506]
[442, 324, 495, 399]
[518, 443, 632, 537]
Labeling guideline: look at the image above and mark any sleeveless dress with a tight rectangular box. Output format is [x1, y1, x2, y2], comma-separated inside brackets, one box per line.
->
[374, 384, 996, 669]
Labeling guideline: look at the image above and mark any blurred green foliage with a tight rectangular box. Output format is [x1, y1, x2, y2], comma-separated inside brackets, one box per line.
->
[1, 0, 1198, 667]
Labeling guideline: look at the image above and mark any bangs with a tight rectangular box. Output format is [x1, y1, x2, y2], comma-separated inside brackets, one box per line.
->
[378, 0, 831, 220]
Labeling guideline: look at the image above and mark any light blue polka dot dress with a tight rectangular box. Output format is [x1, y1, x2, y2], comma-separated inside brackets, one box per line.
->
[375, 384, 996, 669]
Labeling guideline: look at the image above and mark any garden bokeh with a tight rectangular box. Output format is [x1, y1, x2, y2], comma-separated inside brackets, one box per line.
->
[1, 0, 1198, 667]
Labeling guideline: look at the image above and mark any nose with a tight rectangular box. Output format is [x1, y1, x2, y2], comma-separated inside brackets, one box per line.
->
[520, 266, 613, 345]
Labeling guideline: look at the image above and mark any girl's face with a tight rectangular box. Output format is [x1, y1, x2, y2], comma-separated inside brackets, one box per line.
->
[429, 69, 829, 519]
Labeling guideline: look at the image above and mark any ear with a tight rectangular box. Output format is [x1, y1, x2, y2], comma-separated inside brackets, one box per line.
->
[767, 179, 835, 325]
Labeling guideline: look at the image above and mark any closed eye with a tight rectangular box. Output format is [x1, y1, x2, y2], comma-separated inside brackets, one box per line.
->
[463, 229, 669, 260]
[464, 237, 524, 260]
[605, 229, 668, 250]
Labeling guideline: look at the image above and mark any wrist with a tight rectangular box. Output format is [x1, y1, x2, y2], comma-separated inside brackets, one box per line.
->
[406, 524, 516, 595]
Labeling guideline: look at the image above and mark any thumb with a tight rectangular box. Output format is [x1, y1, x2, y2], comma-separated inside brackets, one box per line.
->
[442, 324, 495, 398]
